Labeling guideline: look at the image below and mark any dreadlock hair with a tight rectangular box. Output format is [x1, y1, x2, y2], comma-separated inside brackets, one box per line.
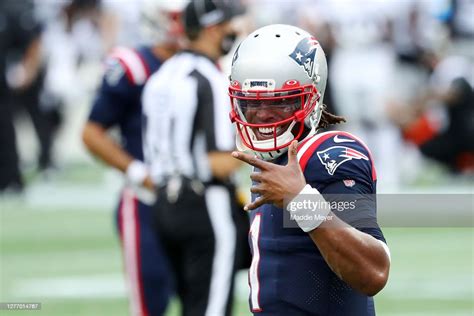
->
[317, 104, 346, 129]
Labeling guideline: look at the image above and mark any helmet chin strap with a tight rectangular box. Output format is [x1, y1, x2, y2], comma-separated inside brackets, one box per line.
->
[236, 121, 297, 161]
[300, 125, 318, 144]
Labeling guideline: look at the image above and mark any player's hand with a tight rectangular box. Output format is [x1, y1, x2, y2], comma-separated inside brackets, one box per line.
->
[143, 175, 155, 191]
[232, 141, 306, 211]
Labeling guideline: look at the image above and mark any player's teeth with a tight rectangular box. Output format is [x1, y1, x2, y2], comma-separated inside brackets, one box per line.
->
[259, 128, 273, 134]
[257, 127, 283, 135]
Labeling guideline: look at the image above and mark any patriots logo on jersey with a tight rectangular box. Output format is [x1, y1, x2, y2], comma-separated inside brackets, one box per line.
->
[105, 59, 125, 86]
[289, 37, 318, 78]
[317, 146, 369, 175]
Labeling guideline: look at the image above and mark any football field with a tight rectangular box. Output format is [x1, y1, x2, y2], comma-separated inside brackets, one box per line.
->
[1, 165, 473, 316]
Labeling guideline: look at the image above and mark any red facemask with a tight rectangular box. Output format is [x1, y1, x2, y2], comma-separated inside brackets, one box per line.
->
[229, 80, 319, 152]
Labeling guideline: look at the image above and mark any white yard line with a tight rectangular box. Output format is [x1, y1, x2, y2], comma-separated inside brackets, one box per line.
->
[12, 274, 126, 299]
[11, 271, 473, 301]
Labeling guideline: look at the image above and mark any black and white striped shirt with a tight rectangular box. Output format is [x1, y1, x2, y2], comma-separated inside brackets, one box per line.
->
[142, 50, 234, 184]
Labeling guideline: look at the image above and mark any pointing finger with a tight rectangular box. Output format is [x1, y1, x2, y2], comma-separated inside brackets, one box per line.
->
[232, 151, 272, 170]
[244, 196, 268, 211]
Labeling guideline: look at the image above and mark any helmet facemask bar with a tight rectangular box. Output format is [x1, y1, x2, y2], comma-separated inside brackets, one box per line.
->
[229, 83, 319, 153]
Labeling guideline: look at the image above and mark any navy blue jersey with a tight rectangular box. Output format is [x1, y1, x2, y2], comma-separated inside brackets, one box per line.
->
[248, 130, 385, 316]
[88, 46, 162, 160]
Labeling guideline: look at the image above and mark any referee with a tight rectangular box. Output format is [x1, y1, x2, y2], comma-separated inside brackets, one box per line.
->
[142, 1, 245, 315]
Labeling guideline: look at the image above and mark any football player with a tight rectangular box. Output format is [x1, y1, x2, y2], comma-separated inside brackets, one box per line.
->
[229, 24, 391, 315]
[81, 1, 186, 315]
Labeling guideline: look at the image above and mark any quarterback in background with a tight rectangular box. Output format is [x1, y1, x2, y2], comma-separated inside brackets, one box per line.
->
[82, 1, 186, 315]
[229, 24, 391, 315]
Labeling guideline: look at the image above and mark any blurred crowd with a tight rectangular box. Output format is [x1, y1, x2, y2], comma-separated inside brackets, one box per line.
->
[1, 0, 473, 194]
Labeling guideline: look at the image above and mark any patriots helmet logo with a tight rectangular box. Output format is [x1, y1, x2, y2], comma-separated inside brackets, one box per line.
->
[289, 37, 319, 78]
[317, 146, 369, 175]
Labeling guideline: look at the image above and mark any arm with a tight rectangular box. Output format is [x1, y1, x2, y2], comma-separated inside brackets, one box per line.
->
[82, 121, 131, 173]
[17, 37, 42, 90]
[308, 214, 390, 296]
[82, 121, 154, 190]
[83, 53, 156, 190]
[8, 37, 42, 91]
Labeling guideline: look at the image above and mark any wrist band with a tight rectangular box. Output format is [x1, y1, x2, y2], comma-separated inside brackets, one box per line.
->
[126, 160, 148, 186]
[286, 184, 332, 232]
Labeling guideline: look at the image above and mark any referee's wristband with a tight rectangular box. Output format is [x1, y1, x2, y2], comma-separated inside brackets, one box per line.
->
[126, 160, 148, 186]
[287, 184, 331, 233]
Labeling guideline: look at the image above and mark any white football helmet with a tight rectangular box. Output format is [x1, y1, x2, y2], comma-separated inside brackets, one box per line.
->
[140, 0, 188, 45]
[229, 24, 328, 160]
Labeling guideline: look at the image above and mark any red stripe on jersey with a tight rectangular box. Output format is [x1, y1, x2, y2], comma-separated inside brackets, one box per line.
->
[133, 48, 151, 78]
[345, 148, 369, 160]
[298, 133, 315, 148]
[115, 58, 135, 84]
[297, 131, 339, 171]
[297, 131, 377, 181]
[120, 189, 149, 316]
[109, 47, 148, 85]
[334, 131, 377, 181]
[117, 197, 124, 242]
[133, 197, 149, 316]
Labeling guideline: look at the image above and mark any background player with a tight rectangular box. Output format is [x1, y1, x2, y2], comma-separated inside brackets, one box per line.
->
[229, 24, 391, 315]
[81, 1, 186, 315]
[388, 49, 474, 173]
[0, 0, 42, 193]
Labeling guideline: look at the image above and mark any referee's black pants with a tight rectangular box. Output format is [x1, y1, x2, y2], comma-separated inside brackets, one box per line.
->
[0, 96, 23, 191]
[153, 180, 246, 316]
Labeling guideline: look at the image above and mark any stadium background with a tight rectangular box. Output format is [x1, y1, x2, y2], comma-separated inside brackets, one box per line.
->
[1, 0, 473, 315]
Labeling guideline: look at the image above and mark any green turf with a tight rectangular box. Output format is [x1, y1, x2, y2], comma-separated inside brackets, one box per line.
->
[1, 194, 473, 315]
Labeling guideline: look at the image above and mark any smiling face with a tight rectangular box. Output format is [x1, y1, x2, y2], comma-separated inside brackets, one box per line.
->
[239, 96, 301, 140]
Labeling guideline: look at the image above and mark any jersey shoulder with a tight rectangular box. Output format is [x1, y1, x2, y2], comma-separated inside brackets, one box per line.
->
[297, 131, 377, 187]
[103, 46, 153, 89]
